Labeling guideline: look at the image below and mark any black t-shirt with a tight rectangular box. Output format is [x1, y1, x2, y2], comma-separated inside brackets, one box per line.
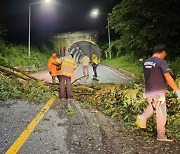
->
[144, 57, 170, 94]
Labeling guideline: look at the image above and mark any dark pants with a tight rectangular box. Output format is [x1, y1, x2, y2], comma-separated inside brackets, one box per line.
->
[60, 75, 72, 99]
[92, 63, 98, 77]
[52, 75, 60, 84]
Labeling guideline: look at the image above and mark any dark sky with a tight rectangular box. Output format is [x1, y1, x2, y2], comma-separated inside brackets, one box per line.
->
[0, 0, 121, 43]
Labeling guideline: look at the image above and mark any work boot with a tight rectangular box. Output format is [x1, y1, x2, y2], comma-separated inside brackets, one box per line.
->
[136, 115, 146, 129]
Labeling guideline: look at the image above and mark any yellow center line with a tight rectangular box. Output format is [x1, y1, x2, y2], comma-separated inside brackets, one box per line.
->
[6, 98, 55, 154]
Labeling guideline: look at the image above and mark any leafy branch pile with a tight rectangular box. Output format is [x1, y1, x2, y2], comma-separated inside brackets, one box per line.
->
[74, 81, 180, 140]
[0, 64, 58, 102]
[0, 74, 58, 102]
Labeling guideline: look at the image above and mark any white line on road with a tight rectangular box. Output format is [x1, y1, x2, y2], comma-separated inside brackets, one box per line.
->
[102, 65, 128, 80]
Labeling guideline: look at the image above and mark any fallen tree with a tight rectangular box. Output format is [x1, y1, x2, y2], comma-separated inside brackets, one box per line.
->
[0, 64, 88, 87]
[0, 64, 179, 140]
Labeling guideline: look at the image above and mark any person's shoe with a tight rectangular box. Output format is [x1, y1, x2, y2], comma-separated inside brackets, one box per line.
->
[157, 137, 173, 142]
[92, 78, 99, 81]
[136, 115, 146, 128]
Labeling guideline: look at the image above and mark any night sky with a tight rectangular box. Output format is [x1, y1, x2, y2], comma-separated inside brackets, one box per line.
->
[0, 0, 121, 43]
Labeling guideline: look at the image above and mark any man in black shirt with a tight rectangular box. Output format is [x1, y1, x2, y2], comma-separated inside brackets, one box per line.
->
[136, 44, 180, 142]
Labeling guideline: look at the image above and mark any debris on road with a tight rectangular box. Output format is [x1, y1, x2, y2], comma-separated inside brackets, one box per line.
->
[52, 99, 180, 154]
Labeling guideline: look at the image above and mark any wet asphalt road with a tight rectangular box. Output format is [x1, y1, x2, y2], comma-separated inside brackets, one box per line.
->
[0, 100, 44, 153]
[32, 65, 129, 84]
[1, 99, 179, 154]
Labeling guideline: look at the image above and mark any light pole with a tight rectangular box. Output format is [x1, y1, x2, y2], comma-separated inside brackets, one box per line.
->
[90, 9, 111, 59]
[28, 0, 52, 58]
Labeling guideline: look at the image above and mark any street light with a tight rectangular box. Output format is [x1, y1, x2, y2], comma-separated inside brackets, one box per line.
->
[28, 0, 53, 58]
[90, 8, 111, 59]
[45, 0, 51, 3]
[90, 8, 100, 18]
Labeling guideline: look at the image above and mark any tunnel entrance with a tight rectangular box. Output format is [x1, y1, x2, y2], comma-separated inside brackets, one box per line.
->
[54, 31, 100, 61]
[67, 41, 101, 63]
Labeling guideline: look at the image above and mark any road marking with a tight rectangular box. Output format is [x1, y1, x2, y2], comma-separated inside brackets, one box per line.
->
[102, 66, 128, 80]
[6, 98, 55, 154]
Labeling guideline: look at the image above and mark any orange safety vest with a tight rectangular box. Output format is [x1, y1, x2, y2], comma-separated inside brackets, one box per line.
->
[60, 56, 77, 77]
[48, 56, 60, 76]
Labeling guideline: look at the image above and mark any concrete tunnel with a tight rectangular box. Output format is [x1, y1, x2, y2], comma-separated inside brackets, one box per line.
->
[67, 41, 101, 63]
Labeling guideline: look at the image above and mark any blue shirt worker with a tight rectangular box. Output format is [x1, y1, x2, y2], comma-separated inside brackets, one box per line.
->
[136, 44, 180, 142]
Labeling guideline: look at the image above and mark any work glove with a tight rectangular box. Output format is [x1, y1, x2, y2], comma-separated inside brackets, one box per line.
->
[49, 71, 52, 75]
[176, 90, 180, 100]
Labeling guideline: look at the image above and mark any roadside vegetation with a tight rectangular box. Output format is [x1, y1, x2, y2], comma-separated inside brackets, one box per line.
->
[0, 44, 51, 69]
[102, 54, 143, 78]
[102, 55, 180, 79]
[0, 27, 54, 69]
[101, 0, 180, 79]
[108, 0, 180, 58]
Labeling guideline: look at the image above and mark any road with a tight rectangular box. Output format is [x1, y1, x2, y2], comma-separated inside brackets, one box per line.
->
[32, 65, 129, 84]
[1, 99, 179, 154]
[1, 66, 179, 154]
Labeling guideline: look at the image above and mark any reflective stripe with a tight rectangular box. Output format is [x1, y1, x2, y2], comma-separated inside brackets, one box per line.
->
[64, 58, 74, 63]
[60, 56, 77, 77]
[63, 61, 76, 68]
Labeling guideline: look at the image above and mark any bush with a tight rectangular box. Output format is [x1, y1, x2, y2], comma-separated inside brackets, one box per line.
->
[108, 39, 127, 58]
[0, 34, 53, 68]
[169, 57, 180, 78]
[3, 45, 51, 67]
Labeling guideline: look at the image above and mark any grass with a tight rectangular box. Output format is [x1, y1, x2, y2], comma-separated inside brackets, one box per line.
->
[0, 44, 52, 69]
[102, 54, 143, 78]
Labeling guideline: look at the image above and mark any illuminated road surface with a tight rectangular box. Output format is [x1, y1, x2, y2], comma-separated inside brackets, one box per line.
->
[32, 65, 130, 84]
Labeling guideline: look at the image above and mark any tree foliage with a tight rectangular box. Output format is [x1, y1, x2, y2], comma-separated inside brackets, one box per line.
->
[109, 0, 180, 57]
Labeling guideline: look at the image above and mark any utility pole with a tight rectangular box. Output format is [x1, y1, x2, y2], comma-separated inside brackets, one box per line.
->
[28, 5, 31, 58]
[107, 17, 111, 60]
[28, 0, 53, 58]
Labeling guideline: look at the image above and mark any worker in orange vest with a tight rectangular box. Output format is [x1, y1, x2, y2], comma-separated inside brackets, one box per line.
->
[60, 54, 77, 100]
[48, 52, 60, 84]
